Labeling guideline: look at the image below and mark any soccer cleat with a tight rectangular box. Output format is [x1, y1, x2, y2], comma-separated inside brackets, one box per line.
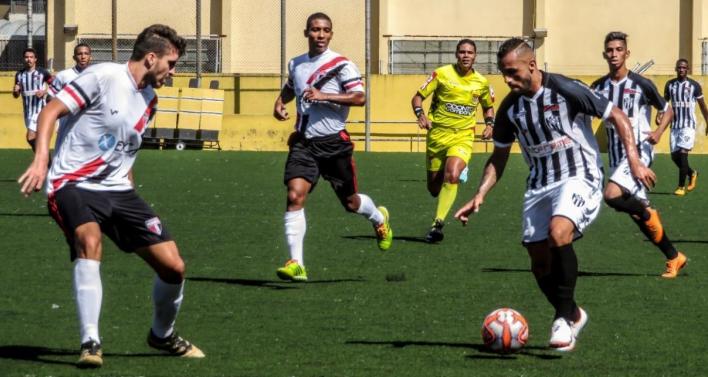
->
[687, 171, 698, 191]
[661, 251, 687, 279]
[424, 219, 444, 243]
[375, 206, 393, 251]
[276, 259, 308, 282]
[549, 317, 576, 352]
[674, 186, 686, 196]
[147, 330, 205, 358]
[643, 208, 664, 244]
[77, 340, 103, 368]
[570, 307, 588, 338]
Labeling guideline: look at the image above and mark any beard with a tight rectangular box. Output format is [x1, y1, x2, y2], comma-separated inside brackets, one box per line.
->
[145, 72, 160, 88]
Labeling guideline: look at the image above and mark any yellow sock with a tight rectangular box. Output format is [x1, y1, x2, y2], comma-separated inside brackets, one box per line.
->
[435, 182, 458, 221]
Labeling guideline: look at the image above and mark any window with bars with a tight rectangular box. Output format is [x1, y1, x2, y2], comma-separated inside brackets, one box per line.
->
[389, 39, 525, 75]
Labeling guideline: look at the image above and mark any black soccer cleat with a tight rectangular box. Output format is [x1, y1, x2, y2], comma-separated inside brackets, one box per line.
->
[425, 219, 445, 243]
[147, 330, 205, 358]
[77, 339, 103, 368]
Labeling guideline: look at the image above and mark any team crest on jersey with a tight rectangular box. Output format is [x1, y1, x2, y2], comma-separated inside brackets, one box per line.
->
[545, 114, 562, 131]
[622, 96, 635, 113]
[145, 217, 163, 236]
[98, 134, 116, 151]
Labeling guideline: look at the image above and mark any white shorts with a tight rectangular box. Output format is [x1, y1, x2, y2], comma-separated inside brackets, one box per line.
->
[24, 112, 39, 132]
[609, 141, 654, 201]
[521, 177, 603, 244]
[670, 127, 695, 152]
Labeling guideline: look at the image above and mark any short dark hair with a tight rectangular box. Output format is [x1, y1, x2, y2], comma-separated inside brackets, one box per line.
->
[497, 38, 531, 62]
[305, 12, 332, 30]
[23, 48, 37, 57]
[604, 31, 628, 46]
[74, 43, 91, 55]
[130, 24, 186, 61]
[456, 39, 477, 53]
[676, 58, 689, 66]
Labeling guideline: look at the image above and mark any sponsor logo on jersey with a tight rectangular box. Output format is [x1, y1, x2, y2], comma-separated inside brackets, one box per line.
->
[444, 102, 473, 116]
[420, 72, 437, 90]
[145, 217, 163, 236]
[544, 104, 560, 112]
[98, 134, 116, 151]
[527, 135, 574, 157]
[623, 88, 639, 95]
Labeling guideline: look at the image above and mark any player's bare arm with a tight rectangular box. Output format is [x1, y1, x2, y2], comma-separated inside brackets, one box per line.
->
[18, 100, 69, 196]
[273, 86, 295, 121]
[698, 97, 708, 135]
[646, 105, 673, 144]
[302, 87, 365, 107]
[454, 145, 511, 225]
[608, 106, 656, 188]
[12, 83, 20, 98]
[411, 92, 431, 129]
[482, 106, 495, 139]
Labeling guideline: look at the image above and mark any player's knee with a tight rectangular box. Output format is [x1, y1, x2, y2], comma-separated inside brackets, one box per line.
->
[161, 259, 185, 284]
[287, 190, 306, 207]
[548, 227, 573, 247]
[75, 234, 102, 259]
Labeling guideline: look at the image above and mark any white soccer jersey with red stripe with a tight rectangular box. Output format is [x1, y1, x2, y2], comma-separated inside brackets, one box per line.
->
[285, 49, 364, 138]
[47, 62, 157, 194]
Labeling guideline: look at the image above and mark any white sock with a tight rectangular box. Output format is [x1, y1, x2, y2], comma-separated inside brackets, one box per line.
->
[284, 209, 306, 266]
[73, 258, 102, 344]
[151, 276, 184, 339]
[356, 193, 384, 225]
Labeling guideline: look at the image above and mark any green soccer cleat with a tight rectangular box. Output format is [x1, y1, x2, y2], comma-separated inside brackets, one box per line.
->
[375, 206, 393, 251]
[276, 259, 308, 282]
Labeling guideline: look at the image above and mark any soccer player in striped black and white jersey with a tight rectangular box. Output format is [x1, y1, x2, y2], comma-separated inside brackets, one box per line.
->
[18, 24, 204, 367]
[592, 32, 687, 279]
[12, 48, 52, 151]
[455, 38, 654, 352]
[661, 58, 708, 195]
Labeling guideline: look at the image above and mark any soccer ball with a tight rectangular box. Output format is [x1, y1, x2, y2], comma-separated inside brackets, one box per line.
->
[481, 308, 529, 353]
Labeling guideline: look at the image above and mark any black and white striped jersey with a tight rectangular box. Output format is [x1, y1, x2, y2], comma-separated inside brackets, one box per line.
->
[14, 67, 52, 120]
[664, 77, 703, 130]
[591, 71, 667, 168]
[494, 71, 611, 190]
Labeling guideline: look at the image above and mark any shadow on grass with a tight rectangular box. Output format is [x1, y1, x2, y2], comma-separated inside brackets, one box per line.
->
[648, 239, 708, 244]
[346, 340, 559, 360]
[481, 267, 650, 277]
[0, 179, 20, 183]
[0, 345, 167, 366]
[342, 235, 430, 244]
[0, 212, 49, 217]
[187, 276, 366, 289]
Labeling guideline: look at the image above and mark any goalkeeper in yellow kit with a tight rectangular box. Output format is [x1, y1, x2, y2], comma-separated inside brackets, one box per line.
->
[411, 39, 495, 243]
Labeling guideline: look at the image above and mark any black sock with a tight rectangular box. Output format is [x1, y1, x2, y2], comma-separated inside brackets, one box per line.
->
[550, 244, 578, 321]
[679, 153, 690, 187]
[27, 139, 36, 152]
[632, 217, 678, 259]
[535, 274, 557, 308]
[605, 191, 649, 220]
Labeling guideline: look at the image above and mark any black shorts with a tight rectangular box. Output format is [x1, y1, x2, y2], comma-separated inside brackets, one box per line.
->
[48, 185, 173, 260]
[284, 130, 358, 198]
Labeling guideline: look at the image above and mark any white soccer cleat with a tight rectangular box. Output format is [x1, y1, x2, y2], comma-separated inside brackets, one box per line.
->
[549, 317, 576, 352]
[570, 307, 588, 338]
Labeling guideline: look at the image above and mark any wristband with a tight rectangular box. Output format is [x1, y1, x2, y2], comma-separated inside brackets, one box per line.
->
[414, 107, 424, 118]
[484, 116, 495, 127]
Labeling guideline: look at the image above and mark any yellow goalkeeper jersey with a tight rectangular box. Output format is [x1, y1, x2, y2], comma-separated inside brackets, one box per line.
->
[418, 64, 494, 130]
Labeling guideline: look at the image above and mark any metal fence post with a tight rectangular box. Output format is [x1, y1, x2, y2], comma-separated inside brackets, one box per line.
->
[280, 0, 286, 88]
[364, 0, 371, 152]
[27, 0, 33, 48]
[196, 0, 202, 85]
[112, 0, 117, 61]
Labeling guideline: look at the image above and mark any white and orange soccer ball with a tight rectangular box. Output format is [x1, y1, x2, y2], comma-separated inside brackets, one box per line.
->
[481, 308, 529, 353]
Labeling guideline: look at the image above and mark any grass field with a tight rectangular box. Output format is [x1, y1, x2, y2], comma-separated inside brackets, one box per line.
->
[1, 149, 706, 377]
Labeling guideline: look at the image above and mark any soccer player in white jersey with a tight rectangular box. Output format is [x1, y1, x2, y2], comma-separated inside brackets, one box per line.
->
[661, 58, 708, 195]
[272, 12, 393, 282]
[18, 24, 204, 368]
[592, 32, 686, 279]
[12, 48, 53, 151]
[455, 38, 655, 352]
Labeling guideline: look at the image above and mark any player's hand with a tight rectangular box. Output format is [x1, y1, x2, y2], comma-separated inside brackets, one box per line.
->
[273, 102, 289, 121]
[18, 160, 48, 197]
[644, 130, 661, 145]
[36, 89, 46, 98]
[630, 162, 656, 190]
[482, 125, 493, 140]
[417, 114, 432, 130]
[655, 112, 663, 126]
[13, 84, 21, 93]
[303, 87, 326, 102]
[454, 194, 484, 226]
